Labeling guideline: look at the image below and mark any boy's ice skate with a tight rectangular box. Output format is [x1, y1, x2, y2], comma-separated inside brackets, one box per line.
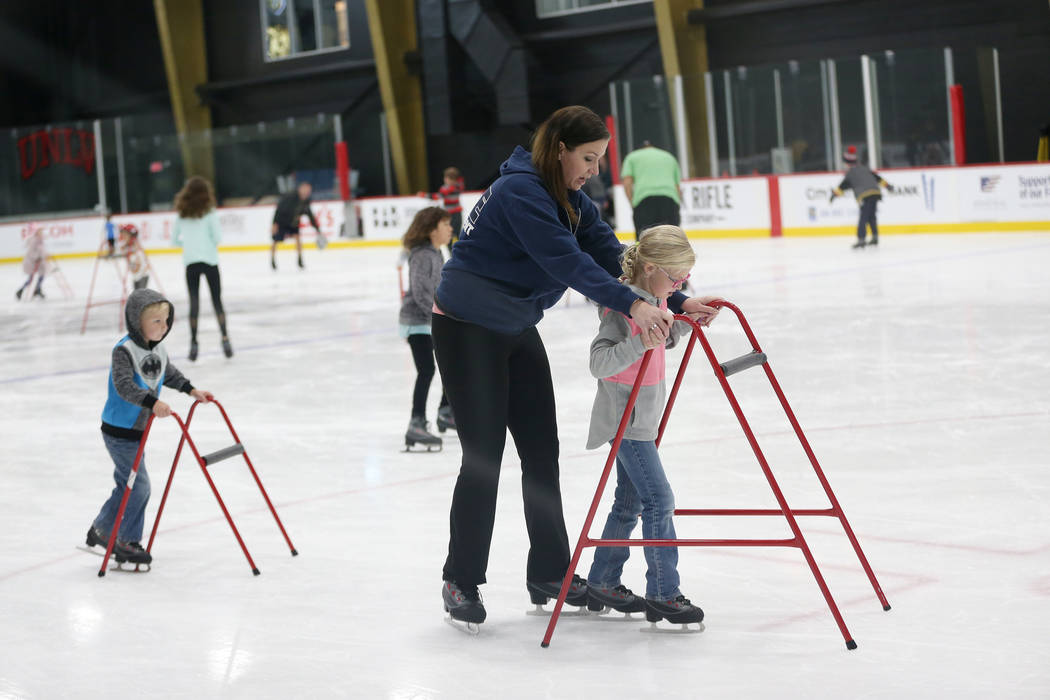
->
[442, 581, 485, 635]
[436, 405, 456, 433]
[642, 594, 705, 633]
[79, 526, 152, 572]
[526, 575, 591, 616]
[404, 416, 442, 452]
[587, 584, 645, 617]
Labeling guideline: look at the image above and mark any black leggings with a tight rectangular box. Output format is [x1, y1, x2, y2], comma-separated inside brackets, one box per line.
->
[185, 262, 226, 340]
[406, 334, 448, 418]
[632, 195, 681, 240]
[432, 313, 570, 586]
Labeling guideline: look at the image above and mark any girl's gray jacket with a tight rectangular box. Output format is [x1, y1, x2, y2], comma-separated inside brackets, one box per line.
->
[586, 284, 690, 450]
[399, 245, 444, 327]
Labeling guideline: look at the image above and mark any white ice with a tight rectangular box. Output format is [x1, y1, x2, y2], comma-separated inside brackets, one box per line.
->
[1, 233, 1048, 699]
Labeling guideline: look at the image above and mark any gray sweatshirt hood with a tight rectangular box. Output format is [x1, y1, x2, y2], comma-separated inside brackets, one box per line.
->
[124, 288, 174, 349]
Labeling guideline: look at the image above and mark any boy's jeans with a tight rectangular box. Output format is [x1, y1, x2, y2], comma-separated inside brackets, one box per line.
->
[587, 438, 681, 600]
[94, 433, 151, 543]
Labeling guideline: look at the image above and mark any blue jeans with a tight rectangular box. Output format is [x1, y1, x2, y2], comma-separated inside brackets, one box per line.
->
[587, 439, 681, 600]
[94, 433, 151, 543]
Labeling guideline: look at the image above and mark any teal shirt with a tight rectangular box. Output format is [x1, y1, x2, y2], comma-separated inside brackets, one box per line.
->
[621, 146, 681, 207]
[173, 211, 221, 266]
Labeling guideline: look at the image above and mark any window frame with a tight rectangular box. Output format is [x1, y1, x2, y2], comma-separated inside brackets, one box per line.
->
[535, 0, 652, 19]
[260, 0, 350, 63]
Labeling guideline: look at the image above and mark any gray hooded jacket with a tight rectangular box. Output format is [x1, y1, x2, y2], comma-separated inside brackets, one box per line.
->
[100, 288, 194, 440]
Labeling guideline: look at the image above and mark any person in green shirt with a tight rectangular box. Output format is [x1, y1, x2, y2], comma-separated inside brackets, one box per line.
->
[620, 141, 681, 240]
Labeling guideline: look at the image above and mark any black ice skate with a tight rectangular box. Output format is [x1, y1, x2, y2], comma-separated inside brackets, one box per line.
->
[587, 584, 645, 616]
[80, 527, 151, 571]
[188, 339, 199, 362]
[643, 594, 705, 633]
[852, 240, 867, 249]
[442, 581, 485, 635]
[222, 337, 234, 358]
[436, 405, 456, 433]
[404, 416, 442, 452]
[526, 574, 590, 616]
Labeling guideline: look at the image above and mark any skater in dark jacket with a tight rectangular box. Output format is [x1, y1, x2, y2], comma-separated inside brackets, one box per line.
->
[85, 289, 214, 566]
[830, 145, 894, 248]
[271, 181, 324, 269]
[398, 206, 454, 451]
[433, 105, 720, 631]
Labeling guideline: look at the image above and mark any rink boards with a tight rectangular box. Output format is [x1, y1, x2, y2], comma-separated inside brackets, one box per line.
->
[2, 162, 1048, 263]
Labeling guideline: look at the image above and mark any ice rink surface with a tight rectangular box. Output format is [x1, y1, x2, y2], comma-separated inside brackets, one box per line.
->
[1, 232, 1048, 699]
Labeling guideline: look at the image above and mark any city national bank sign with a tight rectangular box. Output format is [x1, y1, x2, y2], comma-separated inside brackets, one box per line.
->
[16, 127, 96, 180]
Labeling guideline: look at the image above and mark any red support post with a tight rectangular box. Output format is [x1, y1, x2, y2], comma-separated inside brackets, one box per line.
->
[950, 84, 966, 165]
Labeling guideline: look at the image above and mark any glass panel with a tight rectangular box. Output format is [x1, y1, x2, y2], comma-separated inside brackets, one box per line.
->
[319, 0, 350, 50]
[871, 48, 950, 167]
[728, 64, 777, 175]
[612, 76, 677, 161]
[294, 0, 317, 53]
[263, 0, 292, 60]
[834, 56, 868, 166]
[780, 59, 829, 172]
[2, 121, 102, 216]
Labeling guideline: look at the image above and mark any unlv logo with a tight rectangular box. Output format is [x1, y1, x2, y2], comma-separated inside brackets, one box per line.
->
[140, 353, 162, 380]
[17, 128, 96, 180]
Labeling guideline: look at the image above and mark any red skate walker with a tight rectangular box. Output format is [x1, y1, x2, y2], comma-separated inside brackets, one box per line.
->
[541, 301, 890, 650]
[97, 398, 298, 577]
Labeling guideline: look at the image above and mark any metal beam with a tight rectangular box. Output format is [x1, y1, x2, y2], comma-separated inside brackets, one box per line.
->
[653, 0, 713, 177]
[364, 0, 427, 194]
[154, 0, 214, 182]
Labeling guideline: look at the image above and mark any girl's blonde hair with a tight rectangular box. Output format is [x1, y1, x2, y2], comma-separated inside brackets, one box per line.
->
[620, 225, 695, 284]
[402, 206, 451, 249]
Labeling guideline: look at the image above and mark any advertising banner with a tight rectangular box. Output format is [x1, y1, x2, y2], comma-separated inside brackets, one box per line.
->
[612, 177, 771, 237]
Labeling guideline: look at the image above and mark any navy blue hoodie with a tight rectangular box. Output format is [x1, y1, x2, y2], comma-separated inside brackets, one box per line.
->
[436, 146, 656, 335]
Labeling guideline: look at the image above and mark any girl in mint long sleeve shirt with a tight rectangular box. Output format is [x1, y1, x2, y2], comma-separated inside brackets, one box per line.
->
[172, 177, 232, 360]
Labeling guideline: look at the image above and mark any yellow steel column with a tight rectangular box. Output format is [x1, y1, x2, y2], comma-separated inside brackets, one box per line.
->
[653, 0, 711, 177]
[154, 0, 214, 182]
[364, 0, 427, 194]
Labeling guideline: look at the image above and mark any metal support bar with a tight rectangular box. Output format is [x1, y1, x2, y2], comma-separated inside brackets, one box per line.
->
[720, 350, 767, 376]
[945, 47, 956, 165]
[201, 443, 245, 466]
[705, 72, 718, 176]
[827, 59, 842, 166]
[861, 55, 879, 169]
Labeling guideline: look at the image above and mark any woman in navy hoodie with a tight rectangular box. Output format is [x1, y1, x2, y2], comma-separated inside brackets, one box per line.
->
[434, 105, 719, 630]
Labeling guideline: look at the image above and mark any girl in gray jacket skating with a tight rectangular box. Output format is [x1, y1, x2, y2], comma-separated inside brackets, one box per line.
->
[586, 225, 719, 626]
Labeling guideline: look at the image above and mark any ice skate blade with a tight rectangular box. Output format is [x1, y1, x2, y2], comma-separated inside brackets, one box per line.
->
[526, 604, 591, 617]
[402, 443, 443, 453]
[640, 621, 705, 634]
[444, 616, 481, 635]
[585, 606, 644, 621]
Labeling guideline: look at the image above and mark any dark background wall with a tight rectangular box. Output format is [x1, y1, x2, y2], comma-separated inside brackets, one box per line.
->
[1, 0, 1047, 208]
[699, 0, 1050, 163]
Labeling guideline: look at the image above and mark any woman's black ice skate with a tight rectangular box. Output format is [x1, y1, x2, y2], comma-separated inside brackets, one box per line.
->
[644, 595, 705, 632]
[442, 581, 485, 634]
[587, 584, 645, 615]
[526, 575, 589, 615]
[222, 337, 234, 358]
[404, 416, 442, 452]
[188, 339, 199, 362]
[436, 405, 456, 433]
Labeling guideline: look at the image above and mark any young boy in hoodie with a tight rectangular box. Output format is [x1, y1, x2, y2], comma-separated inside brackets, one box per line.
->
[86, 288, 214, 565]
